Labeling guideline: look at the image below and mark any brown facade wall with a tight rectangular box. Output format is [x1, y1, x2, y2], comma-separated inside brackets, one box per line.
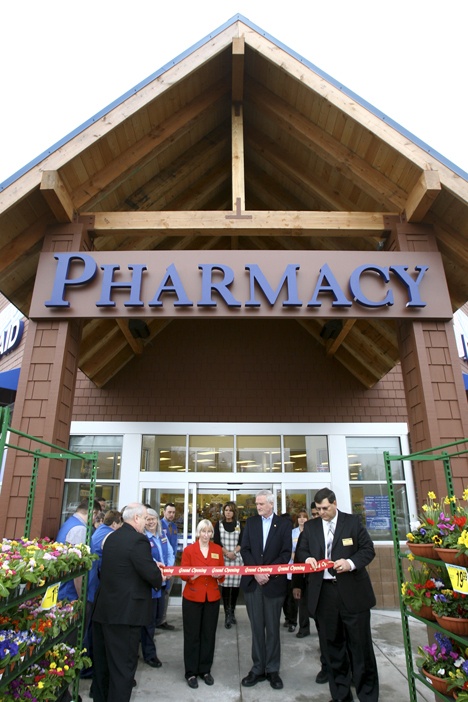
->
[73, 319, 408, 424]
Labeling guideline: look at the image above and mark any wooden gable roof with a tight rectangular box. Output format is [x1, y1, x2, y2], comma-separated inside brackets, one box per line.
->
[1, 15, 468, 388]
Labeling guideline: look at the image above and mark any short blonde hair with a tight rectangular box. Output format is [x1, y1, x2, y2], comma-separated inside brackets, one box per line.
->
[196, 519, 214, 538]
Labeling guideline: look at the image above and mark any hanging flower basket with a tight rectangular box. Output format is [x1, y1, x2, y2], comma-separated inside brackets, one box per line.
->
[407, 542, 440, 559]
[434, 615, 468, 635]
[422, 668, 451, 695]
[434, 548, 468, 567]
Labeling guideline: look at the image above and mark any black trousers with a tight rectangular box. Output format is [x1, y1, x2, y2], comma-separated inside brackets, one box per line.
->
[182, 597, 220, 678]
[92, 622, 141, 702]
[316, 582, 379, 702]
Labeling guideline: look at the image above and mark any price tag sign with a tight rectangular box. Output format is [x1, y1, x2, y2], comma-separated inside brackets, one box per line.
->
[41, 583, 60, 610]
[446, 565, 468, 594]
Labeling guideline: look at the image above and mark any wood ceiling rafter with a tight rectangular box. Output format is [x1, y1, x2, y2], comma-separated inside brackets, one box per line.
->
[71, 80, 230, 211]
[246, 78, 409, 211]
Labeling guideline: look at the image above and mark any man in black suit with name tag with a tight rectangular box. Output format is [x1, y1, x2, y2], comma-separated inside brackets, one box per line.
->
[296, 488, 378, 702]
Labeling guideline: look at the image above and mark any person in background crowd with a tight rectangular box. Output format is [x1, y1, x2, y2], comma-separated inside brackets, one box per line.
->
[93, 511, 105, 530]
[296, 488, 379, 702]
[213, 501, 243, 628]
[240, 490, 292, 691]
[141, 508, 175, 668]
[180, 519, 224, 688]
[287, 510, 309, 636]
[158, 502, 179, 631]
[98, 498, 107, 511]
[92, 503, 163, 702]
[56, 497, 101, 602]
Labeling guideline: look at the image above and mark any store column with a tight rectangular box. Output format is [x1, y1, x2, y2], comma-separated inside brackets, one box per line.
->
[389, 222, 468, 502]
[0, 222, 92, 539]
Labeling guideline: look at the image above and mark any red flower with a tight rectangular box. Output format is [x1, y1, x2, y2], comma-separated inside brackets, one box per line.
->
[424, 580, 436, 589]
[453, 515, 467, 528]
[426, 518, 435, 525]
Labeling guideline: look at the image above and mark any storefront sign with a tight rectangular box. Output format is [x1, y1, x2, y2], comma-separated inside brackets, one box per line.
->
[0, 318, 24, 357]
[30, 250, 452, 320]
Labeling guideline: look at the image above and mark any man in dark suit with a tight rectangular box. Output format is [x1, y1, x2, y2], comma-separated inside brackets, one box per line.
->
[240, 489, 292, 691]
[92, 503, 163, 702]
[296, 488, 379, 702]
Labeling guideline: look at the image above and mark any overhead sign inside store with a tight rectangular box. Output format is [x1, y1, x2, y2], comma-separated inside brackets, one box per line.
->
[30, 250, 452, 320]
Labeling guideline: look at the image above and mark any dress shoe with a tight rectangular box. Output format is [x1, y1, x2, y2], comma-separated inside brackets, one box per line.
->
[296, 630, 310, 638]
[288, 624, 296, 632]
[266, 672, 284, 690]
[201, 673, 214, 685]
[145, 657, 162, 668]
[187, 676, 198, 688]
[157, 622, 175, 630]
[315, 668, 328, 684]
[241, 671, 266, 687]
[282, 620, 290, 627]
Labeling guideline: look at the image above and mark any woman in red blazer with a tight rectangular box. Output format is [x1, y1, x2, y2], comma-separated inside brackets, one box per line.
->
[181, 519, 224, 688]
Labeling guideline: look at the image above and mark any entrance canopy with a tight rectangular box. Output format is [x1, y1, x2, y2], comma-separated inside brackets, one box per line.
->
[1, 14, 468, 389]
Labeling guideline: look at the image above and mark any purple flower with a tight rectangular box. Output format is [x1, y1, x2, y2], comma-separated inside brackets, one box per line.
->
[435, 632, 453, 652]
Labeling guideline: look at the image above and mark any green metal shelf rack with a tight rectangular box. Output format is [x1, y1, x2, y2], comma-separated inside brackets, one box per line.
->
[0, 405, 98, 702]
[384, 438, 468, 702]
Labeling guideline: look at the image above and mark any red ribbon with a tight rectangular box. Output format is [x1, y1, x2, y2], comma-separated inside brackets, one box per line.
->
[161, 560, 334, 577]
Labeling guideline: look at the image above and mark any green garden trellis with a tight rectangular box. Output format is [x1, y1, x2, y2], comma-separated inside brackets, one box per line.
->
[384, 437, 468, 702]
[0, 404, 98, 701]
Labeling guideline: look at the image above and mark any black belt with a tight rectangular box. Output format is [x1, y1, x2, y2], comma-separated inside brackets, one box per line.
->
[323, 579, 337, 584]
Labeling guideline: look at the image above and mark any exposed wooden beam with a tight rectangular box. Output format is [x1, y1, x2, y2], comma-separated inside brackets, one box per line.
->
[232, 105, 245, 210]
[87, 210, 396, 236]
[72, 81, 229, 210]
[40, 171, 75, 222]
[116, 319, 144, 354]
[325, 319, 356, 356]
[232, 36, 245, 104]
[405, 170, 441, 222]
[247, 78, 408, 210]
[0, 213, 53, 274]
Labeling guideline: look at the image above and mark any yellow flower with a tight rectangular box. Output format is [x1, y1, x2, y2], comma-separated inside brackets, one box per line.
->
[50, 662, 57, 669]
[407, 533, 415, 542]
[463, 488, 468, 502]
[401, 583, 407, 595]
[428, 491, 436, 500]
[422, 504, 428, 512]
[444, 496, 451, 505]
[64, 665, 69, 671]
[57, 667, 63, 672]
[432, 535, 442, 545]
[38, 681, 44, 689]
[407, 553, 415, 561]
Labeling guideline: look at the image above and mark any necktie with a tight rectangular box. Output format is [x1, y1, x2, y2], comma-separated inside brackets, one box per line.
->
[326, 522, 335, 560]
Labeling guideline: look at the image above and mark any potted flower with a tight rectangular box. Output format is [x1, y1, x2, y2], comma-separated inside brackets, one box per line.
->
[447, 658, 468, 699]
[416, 632, 467, 695]
[433, 589, 468, 634]
[434, 491, 468, 566]
[406, 491, 442, 558]
[401, 555, 447, 620]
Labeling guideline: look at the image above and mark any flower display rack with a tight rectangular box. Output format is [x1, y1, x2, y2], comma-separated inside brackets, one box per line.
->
[0, 406, 99, 701]
[385, 438, 468, 702]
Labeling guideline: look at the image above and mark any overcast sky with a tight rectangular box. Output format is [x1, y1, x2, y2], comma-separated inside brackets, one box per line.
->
[1, 0, 467, 186]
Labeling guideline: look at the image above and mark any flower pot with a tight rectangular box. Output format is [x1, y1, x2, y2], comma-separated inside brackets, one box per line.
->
[410, 604, 436, 621]
[434, 614, 468, 635]
[434, 548, 468, 567]
[406, 542, 440, 559]
[422, 668, 451, 695]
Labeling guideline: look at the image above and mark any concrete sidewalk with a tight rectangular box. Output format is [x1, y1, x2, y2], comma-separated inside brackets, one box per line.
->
[79, 607, 435, 701]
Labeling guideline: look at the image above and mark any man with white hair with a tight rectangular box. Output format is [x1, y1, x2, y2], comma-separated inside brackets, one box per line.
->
[240, 490, 292, 691]
[92, 503, 164, 702]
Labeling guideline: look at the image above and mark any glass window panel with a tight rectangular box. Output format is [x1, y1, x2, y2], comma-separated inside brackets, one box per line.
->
[61, 482, 120, 525]
[346, 436, 403, 481]
[196, 492, 230, 525]
[284, 435, 329, 472]
[350, 484, 410, 542]
[285, 490, 310, 519]
[236, 435, 281, 473]
[141, 435, 187, 473]
[67, 436, 122, 479]
[188, 436, 234, 473]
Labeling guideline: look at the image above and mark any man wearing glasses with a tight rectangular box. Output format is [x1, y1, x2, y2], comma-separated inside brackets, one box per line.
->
[296, 488, 378, 702]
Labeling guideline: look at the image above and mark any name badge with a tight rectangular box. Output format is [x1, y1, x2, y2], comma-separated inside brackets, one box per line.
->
[342, 538, 353, 546]
[211, 553, 220, 559]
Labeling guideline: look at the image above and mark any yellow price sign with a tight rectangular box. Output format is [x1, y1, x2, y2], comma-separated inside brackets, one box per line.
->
[41, 583, 60, 610]
[446, 565, 468, 594]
